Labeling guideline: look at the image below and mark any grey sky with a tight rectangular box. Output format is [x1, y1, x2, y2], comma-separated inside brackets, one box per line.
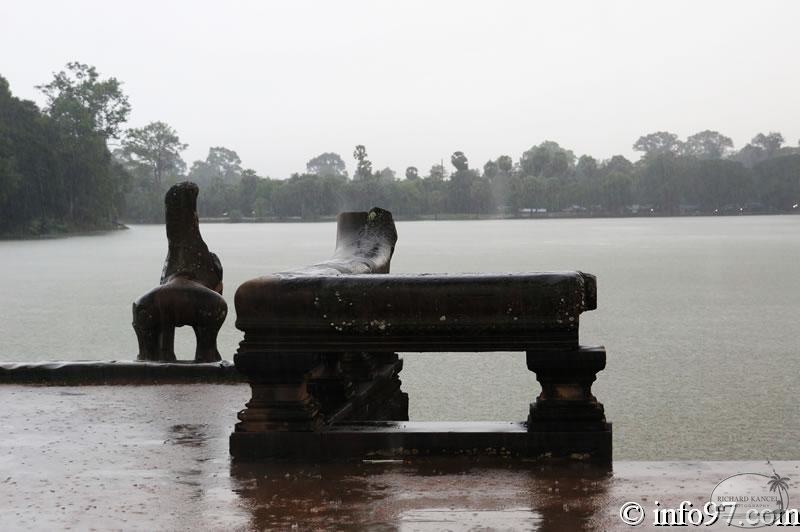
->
[2, 0, 799, 178]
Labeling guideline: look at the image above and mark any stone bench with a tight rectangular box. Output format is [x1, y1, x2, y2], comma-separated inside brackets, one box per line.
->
[230, 208, 610, 462]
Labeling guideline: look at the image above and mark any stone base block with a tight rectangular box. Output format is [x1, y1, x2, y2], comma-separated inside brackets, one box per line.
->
[230, 421, 611, 463]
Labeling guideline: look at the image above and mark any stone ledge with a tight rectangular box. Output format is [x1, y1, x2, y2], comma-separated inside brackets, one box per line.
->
[0, 360, 244, 384]
[231, 421, 612, 463]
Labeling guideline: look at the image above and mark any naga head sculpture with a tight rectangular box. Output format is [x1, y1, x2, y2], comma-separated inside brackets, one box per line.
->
[160, 182, 223, 294]
[133, 181, 227, 362]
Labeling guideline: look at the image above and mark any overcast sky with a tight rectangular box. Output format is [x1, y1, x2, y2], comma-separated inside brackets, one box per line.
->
[2, 0, 799, 178]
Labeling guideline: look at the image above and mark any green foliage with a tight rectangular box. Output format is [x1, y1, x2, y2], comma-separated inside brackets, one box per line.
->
[683, 130, 733, 159]
[482, 159, 498, 179]
[175, 138, 799, 220]
[450, 151, 468, 172]
[576, 155, 598, 179]
[377, 167, 397, 182]
[37, 62, 130, 140]
[306, 152, 346, 177]
[121, 121, 187, 189]
[753, 155, 800, 210]
[497, 155, 513, 174]
[633, 131, 683, 158]
[206, 147, 242, 182]
[0, 64, 131, 235]
[352, 145, 373, 181]
[751, 132, 784, 156]
[638, 154, 684, 212]
[520, 141, 575, 178]
[427, 163, 446, 181]
[186, 147, 243, 190]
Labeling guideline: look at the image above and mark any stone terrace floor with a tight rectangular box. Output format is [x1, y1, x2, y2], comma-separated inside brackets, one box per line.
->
[1, 384, 797, 531]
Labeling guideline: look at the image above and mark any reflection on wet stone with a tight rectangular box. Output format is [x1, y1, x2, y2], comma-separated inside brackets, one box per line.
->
[229, 459, 611, 530]
[168, 424, 209, 447]
[4, 384, 798, 529]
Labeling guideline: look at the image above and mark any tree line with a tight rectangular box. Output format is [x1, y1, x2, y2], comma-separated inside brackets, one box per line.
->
[0, 64, 129, 235]
[2, 64, 799, 235]
[115, 128, 800, 222]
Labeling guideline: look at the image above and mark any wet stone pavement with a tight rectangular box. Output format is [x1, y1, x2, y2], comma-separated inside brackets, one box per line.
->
[0, 385, 798, 531]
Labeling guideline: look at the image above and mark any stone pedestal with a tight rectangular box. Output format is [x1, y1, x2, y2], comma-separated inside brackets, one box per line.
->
[233, 352, 322, 432]
[526, 346, 608, 432]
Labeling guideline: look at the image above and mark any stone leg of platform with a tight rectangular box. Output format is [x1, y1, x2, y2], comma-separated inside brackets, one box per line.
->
[526, 345, 609, 432]
[233, 352, 322, 432]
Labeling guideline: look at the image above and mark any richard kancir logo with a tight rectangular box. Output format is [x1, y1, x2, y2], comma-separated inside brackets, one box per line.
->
[710, 463, 793, 528]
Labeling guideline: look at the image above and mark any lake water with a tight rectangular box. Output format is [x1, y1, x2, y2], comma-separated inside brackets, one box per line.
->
[1, 216, 798, 461]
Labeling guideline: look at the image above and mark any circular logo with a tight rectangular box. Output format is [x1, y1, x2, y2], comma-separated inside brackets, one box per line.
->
[710, 472, 789, 528]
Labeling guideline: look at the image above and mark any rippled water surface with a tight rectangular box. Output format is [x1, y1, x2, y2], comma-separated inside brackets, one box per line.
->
[1, 216, 798, 460]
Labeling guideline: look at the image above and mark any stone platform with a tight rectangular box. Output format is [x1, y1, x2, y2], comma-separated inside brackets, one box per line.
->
[1, 384, 795, 530]
[0, 360, 243, 384]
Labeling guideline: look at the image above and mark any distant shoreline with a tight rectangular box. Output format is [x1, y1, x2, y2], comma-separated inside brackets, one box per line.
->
[2, 212, 797, 239]
[194, 210, 798, 224]
[0, 222, 128, 241]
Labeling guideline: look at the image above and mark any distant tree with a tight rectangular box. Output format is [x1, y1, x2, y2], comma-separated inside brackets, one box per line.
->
[576, 155, 599, 179]
[731, 144, 766, 168]
[0, 155, 21, 209]
[753, 154, 800, 210]
[251, 176, 280, 217]
[602, 172, 633, 212]
[121, 121, 187, 189]
[496, 155, 514, 174]
[37, 62, 130, 140]
[0, 76, 54, 231]
[393, 179, 424, 215]
[469, 178, 493, 215]
[189, 146, 243, 186]
[484, 155, 515, 180]
[518, 175, 547, 211]
[378, 167, 396, 181]
[633, 131, 683, 158]
[352, 145, 372, 180]
[206, 147, 242, 181]
[483, 160, 498, 179]
[405, 166, 419, 180]
[1, 68, 137, 232]
[199, 174, 235, 217]
[449, 152, 479, 213]
[683, 130, 734, 159]
[450, 151, 469, 172]
[730, 133, 785, 168]
[238, 169, 261, 215]
[420, 176, 447, 216]
[602, 155, 634, 176]
[306, 152, 346, 177]
[638, 153, 686, 213]
[686, 158, 752, 209]
[520, 141, 575, 178]
[750, 132, 784, 157]
[36, 63, 131, 223]
[427, 163, 446, 181]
